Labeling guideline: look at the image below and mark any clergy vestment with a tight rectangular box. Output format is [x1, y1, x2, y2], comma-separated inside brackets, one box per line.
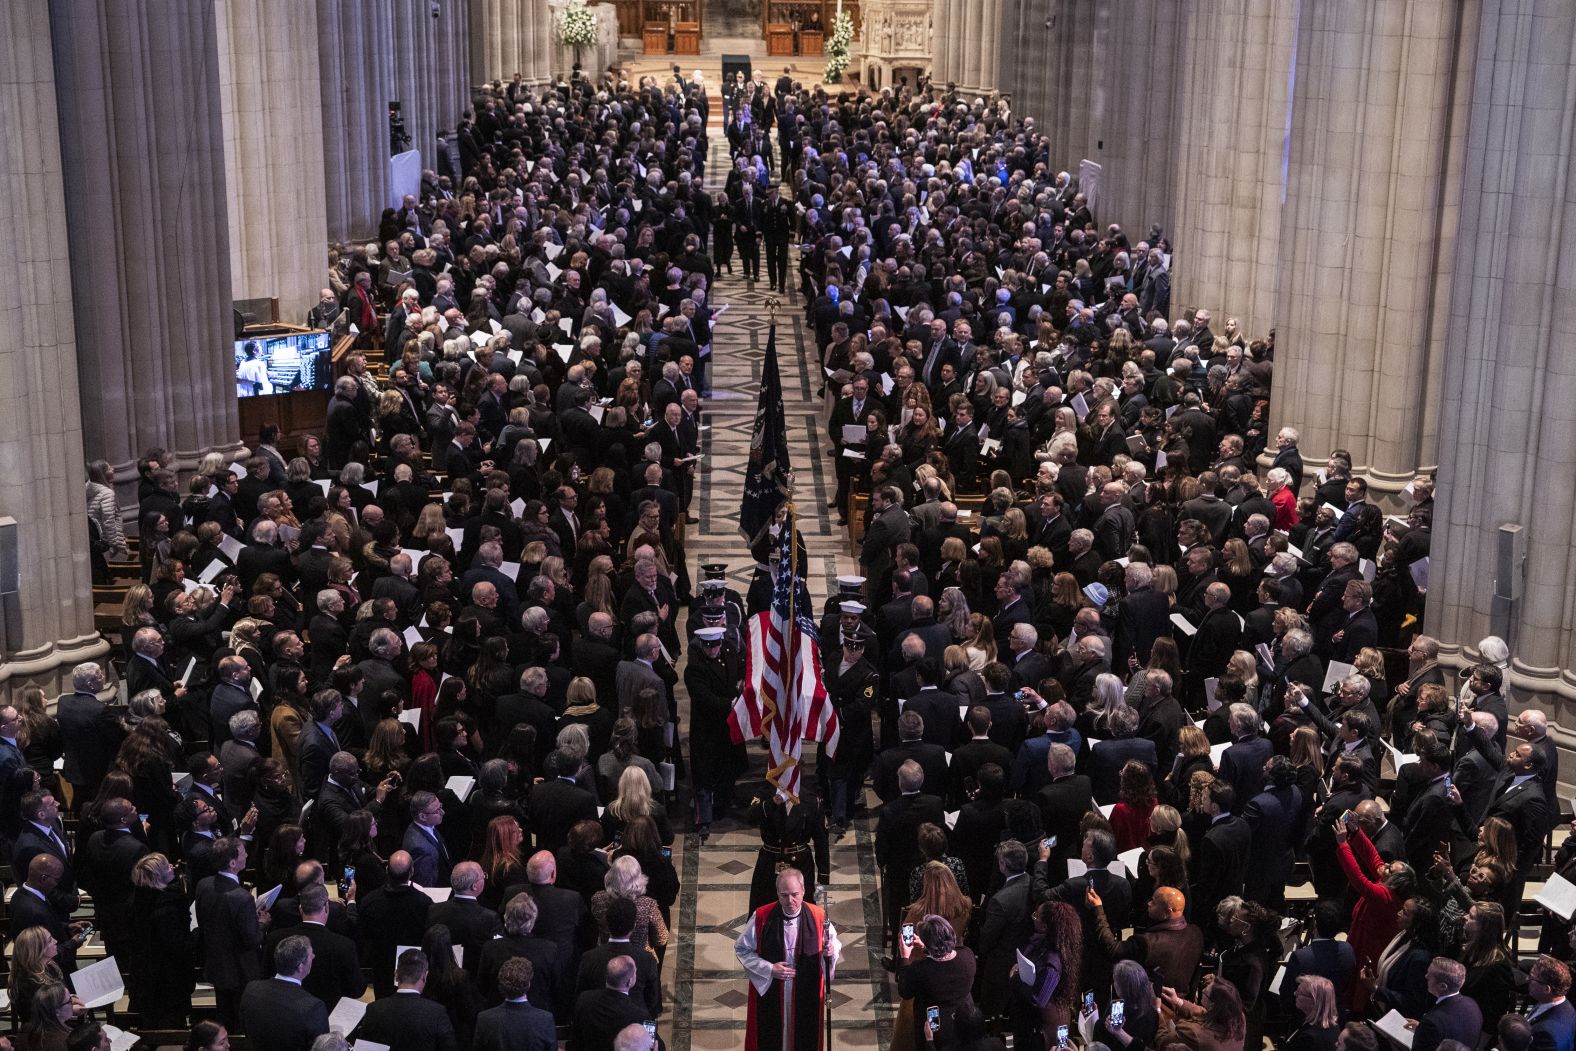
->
[736, 901, 842, 1051]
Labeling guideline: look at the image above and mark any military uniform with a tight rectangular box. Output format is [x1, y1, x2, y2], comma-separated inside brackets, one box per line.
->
[821, 632, 878, 829]
[685, 627, 747, 835]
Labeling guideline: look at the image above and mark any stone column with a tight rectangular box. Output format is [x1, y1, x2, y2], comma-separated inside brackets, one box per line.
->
[996, 0, 1183, 235]
[1169, 0, 1297, 338]
[1269, 0, 1474, 494]
[1429, 0, 1576, 719]
[216, 0, 331, 323]
[973, 0, 999, 94]
[472, 0, 554, 86]
[959, 0, 980, 94]
[434, 0, 472, 135]
[0, 0, 110, 696]
[317, 0, 395, 242]
[49, 0, 243, 473]
[930, 0, 953, 89]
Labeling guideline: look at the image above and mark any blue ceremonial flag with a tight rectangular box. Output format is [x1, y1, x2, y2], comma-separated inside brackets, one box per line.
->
[739, 322, 792, 542]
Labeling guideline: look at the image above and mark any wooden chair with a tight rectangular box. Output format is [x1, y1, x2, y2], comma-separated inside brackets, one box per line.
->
[847, 492, 869, 555]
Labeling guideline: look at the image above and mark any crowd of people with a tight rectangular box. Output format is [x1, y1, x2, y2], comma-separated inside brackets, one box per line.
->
[787, 79, 1558, 1051]
[52, 51, 1566, 1051]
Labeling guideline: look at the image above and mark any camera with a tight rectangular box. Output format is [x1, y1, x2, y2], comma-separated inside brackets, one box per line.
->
[389, 101, 412, 154]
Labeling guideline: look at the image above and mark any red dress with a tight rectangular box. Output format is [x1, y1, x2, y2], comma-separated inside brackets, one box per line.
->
[410, 668, 439, 751]
[1337, 827, 1401, 1013]
[1109, 800, 1155, 853]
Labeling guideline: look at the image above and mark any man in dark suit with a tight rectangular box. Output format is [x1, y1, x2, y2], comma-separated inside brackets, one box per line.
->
[1526, 956, 1576, 1051]
[902, 663, 962, 751]
[1329, 580, 1380, 663]
[513, 851, 592, 979]
[235, 522, 295, 593]
[1402, 744, 1464, 876]
[573, 895, 661, 1020]
[1279, 902, 1357, 1017]
[9, 855, 85, 973]
[1088, 706, 1159, 804]
[475, 957, 559, 1051]
[430, 862, 503, 972]
[56, 662, 125, 810]
[262, 884, 365, 1010]
[479, 891, 566, 1016]
[1186, 583, 1243, 707]
[209, 655, 259, 749]
[1270, 429, 1304, 493]
[1486, 741, 1553, 880]
[571, 956, 654, 1051]
[13, 789, 78, 911]
[294, 690, 344, 802]
[1217, 704, 1274, 810]
[1005, 625, 1055, 691]
[359, 851, 433, 997]
[977, 840, 1035, 1018]
[949, 708, 1014, 804]
[1411, 958, 1481, 1051]
[1191, 781, 1251, 933]
[979, 663, 1030, 752]
[127, 626, 183, 707]
[871, 714, 949, 801]
[1241, 757, 1308, 912]
[361, 949, 461, 1051]
[76, 797, 149, 965]
[1049, 829, 1134, 996]
[1034, 744, 1095, 878]
[239, 934, 331, 1051]
[528, 751, 600, 852]
[196, 837, 268, 1028]
[875, 760, 946, 939]
[1116, 563, 1173, 669]
[402, 791, 454, 887]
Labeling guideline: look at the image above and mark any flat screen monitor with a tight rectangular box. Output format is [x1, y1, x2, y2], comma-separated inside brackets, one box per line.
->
[235, 331, 332, 398]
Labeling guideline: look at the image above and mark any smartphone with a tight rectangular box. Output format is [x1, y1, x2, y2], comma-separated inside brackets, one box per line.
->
[902, 923, 915, 946]
[1340, 809, 1354, 827]
[1057, 1026, 1070, 1048]
[661, 847, 673, 860]
[1015, 688, 1028, 702]
[642, 1021, 657, 1038]
[339, 865, 357, 897]
[926, 1006, 941, 1034]
[1444, 773, 1454, 791]
[1042, 836, 1056, 851]
[1110, 1000, 1125, 1028]
[1083, 990, 1096, 1014]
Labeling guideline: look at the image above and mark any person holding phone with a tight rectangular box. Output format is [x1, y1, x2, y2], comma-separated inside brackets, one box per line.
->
[896, 915, 977, 1050]
[1157, 975, 1248, 1051]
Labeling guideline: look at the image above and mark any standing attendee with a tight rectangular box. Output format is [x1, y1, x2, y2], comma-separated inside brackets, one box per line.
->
[735, 869, 843, 1051]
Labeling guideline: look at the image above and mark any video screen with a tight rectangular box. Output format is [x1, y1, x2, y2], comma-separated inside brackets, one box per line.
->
[235, 331, 332, 398]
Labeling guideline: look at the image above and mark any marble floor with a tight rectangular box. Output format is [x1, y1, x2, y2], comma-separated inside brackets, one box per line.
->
[657, 111, 896, 1051]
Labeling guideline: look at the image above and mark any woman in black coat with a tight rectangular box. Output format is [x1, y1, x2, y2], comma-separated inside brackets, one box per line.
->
[128, 854, 196, 1028]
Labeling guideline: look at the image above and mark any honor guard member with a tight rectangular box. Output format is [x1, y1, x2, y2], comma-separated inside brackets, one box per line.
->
[687, 625, 748, 841]
[820, 625, 878, 834]
[700, 562, 747, 620]
[692, 579, 744, 659]
[819, 574, 866, 641]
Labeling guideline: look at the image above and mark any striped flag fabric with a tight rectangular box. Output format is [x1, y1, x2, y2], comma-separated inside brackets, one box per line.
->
[729, 510, 838, 800]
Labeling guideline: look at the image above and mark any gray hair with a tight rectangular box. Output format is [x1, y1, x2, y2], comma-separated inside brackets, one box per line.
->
[71, 662, 106, 693]
[369, 627, 402, 659]
[229, 709, 262, 739]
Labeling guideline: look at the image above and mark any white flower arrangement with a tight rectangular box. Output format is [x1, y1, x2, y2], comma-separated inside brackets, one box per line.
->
[824, 4, 855, 83]
[557, 0, 598, 48]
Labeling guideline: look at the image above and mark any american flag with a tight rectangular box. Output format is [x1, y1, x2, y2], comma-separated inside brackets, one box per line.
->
[729, 510, 838, 800]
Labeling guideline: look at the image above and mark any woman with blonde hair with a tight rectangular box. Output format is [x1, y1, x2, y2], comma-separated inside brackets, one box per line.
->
[129, 852, 195, 1026]
[591, 855, 670, 953]
[1284, 975, 1340, 1051]
[9, 927, 64, 1029]
[963, 613, 997, 669]
[913, 462, 953, 501]
[120, 583, 159, 657]
[1225, 650, 1260, 706]
[411, 502, 448, 543]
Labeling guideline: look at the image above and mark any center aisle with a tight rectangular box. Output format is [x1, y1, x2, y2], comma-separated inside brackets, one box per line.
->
[658, 126, 896, 1051]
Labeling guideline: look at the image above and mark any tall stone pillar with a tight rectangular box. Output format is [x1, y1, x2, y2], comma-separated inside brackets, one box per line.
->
[49, 0, 242, 474]
[317, 0, 395, 242]
[974, 0, 999, 94]
[1269, 0, 1475, 493]
[472, 0, 555, 86]
[1429, 0, 1576, 723]
[1169, 0, 1298, 337]
[959, 0, 981, 94]
[0, 0, 110, 696]
[216, 0, 330, 323]
[433, 0, 473, 135]
[996, 0, 1184, 235]
[930, 0, 953, 88]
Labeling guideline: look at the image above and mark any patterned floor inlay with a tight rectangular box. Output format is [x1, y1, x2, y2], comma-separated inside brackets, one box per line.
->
[657, 95, 896, 1051]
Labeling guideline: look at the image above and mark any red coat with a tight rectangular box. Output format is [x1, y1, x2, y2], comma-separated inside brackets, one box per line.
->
[1337, 827, 1401, 1012]
[1110, 800, 1155, 853]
